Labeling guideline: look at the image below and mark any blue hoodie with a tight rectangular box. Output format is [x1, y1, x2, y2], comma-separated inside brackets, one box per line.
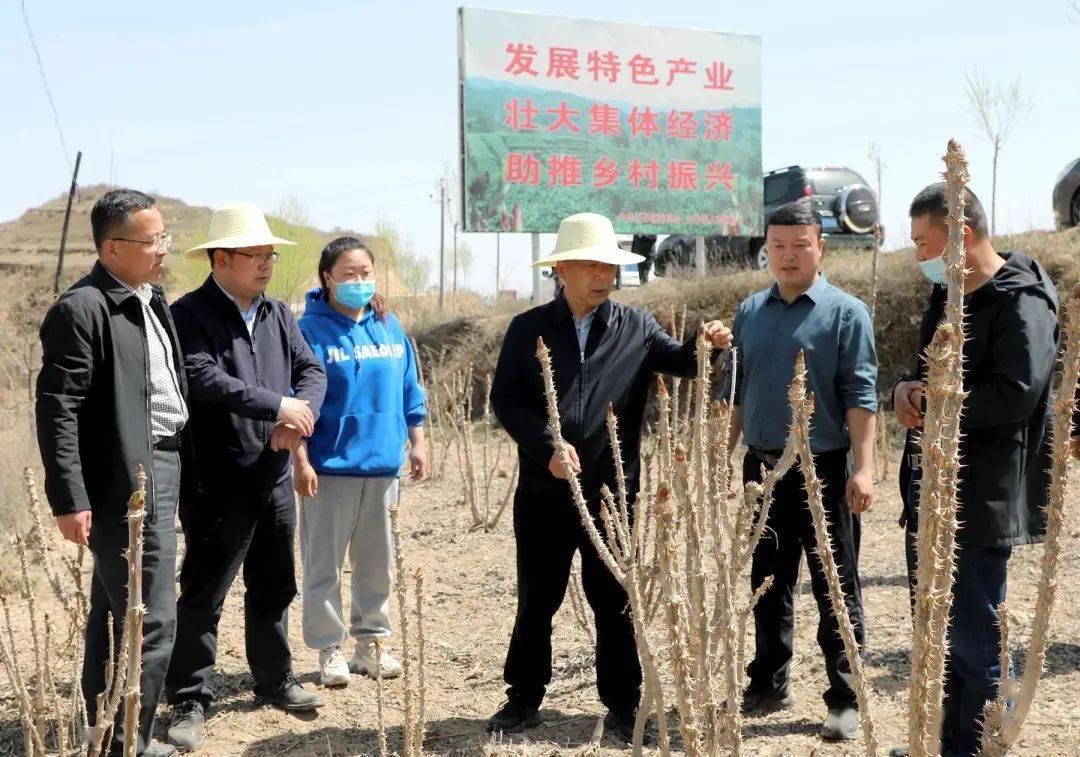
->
[298, 289, 426, 477]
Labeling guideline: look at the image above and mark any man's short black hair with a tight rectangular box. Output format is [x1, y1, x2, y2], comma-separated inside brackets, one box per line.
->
[766, 198, 822, 238]
[90, 189, 157, 252]
[908, 182, 989, 239]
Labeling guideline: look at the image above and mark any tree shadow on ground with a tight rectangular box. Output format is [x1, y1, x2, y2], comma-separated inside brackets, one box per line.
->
[1015, 641, 1080, 677]
[862, 641, 1080, 697]
[239, 709, 619, 756]
[742, 717, 820, 740]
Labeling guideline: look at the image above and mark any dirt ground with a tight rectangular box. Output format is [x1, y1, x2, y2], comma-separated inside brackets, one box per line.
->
[3, 435, 1080, 756]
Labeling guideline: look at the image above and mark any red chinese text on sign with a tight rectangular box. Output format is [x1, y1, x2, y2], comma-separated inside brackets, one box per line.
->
[668, 160, 698, 190]
[592, 156, 620, 188]
[628, 106, 661, 138]
[704, 61, 735, 90]
[666, 110, 698, 140]
[704, 111, 734, 142]
[503, 99, 540, 131]
[588, 103, 623, 137]
[628, 158, 660, 190]
[627, 54, 660, 85]
[505, 152, 541, 186]
[504, 42, 540, 77]
[587, 50, 620, 83]
[547, 47, 581, 79]
[547, 101, 582, 133]
[548, 154, 584, 186]
[705, 161, 736, 191]
[665, 57, 697, 86]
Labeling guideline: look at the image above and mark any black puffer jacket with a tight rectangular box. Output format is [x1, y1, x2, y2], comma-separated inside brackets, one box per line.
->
[899, 252, 1059, 547]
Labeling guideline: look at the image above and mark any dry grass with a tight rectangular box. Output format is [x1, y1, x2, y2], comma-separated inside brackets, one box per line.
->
[413, 227, 1080, 397]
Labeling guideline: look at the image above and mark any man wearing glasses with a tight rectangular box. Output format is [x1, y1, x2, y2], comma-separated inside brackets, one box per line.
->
[164, 202, 326, 751]
[36, 189, 186, 756]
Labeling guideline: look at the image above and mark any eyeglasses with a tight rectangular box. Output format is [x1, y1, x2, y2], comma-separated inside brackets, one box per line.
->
[228, 250, 280, 264]
[112, 234, 172, 252]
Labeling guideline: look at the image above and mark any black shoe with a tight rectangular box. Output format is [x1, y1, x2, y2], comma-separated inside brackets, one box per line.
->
[144, 742, 179, 757]
[166, 700, 206, 752]
[888, 748, 908, 757]
[603, 708, 655, 746]
[254, 672, 325, 712]
[486, 700, 541, 733]
[740, 687, 796, 717]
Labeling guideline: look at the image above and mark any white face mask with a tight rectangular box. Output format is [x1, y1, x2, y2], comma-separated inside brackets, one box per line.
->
[918, 255, 948, 285]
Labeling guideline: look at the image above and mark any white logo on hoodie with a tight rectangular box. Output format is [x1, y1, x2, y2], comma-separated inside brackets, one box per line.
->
[326, 343, 405, 365]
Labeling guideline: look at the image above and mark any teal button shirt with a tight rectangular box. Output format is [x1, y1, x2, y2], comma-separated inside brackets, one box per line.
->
[722, 275, 878, 453]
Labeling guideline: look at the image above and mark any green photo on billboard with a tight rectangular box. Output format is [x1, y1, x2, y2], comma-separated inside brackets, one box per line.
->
[458, 7, 763, 235]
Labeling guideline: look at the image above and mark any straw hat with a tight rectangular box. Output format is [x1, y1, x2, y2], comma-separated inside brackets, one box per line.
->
[184, 202, 297, 259]
[532, 213, 644, 269]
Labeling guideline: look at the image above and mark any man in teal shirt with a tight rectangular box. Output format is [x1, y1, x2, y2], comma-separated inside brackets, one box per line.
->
[724, 198, 878, 742]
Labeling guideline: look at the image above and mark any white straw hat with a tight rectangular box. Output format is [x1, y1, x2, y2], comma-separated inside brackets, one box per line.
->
[532, 213, 644, 269]
[184, 201, 297, 258]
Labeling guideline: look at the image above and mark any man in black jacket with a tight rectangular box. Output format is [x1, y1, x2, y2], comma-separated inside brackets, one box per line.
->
[37, 189, 186, 757]
[891, 185, 1059, 757]
[164, 203, 327, 751]
[486, 213, 732, 742]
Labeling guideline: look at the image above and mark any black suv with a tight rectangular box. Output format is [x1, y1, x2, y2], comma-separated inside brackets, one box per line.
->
[654, 165, 881, 273]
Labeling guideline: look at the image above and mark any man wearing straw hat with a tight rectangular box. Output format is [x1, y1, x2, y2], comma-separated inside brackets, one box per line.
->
[164, 202, 327, 751]
[487, 212, 733, 742]
[37, 188, 186, 756]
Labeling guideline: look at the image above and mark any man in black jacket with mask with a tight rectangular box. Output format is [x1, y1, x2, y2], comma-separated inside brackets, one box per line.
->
[486, 213, 732, 742]
[165, 203, 326, 752]
[37, 188, 185, 757]
[891, 184, 1059, 757]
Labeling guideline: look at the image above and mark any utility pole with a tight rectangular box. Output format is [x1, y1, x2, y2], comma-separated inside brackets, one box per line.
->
[495, 232, 501, 298]
[438, 178, 446, 313]
[54, 150, 83, 295]
[531, 233, 541, 305]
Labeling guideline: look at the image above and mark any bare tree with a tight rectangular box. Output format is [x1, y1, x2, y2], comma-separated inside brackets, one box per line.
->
[455, 240, 474, 289]
[964, 70, 1034, 237]
[397, 246, 433, 295]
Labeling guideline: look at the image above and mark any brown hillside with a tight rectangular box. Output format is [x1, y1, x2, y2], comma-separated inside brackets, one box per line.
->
[0, 183, 212, 260]
[0, 185, 404, 298]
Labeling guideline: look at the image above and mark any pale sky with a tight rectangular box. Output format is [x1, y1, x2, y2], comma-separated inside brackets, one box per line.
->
[2, 0, 1076, 295]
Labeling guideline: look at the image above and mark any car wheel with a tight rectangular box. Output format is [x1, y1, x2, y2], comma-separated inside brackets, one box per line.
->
[748, 238, 767, 270]
[1072, 189, 1080, 227]
[835, 184, 879, 234]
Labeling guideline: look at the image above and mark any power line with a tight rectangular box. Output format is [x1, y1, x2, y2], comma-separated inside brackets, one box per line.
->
[20, 0, 70, 171]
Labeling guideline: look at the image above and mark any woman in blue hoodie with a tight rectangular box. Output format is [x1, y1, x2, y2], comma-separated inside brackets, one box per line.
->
[293, 236, 426, 687]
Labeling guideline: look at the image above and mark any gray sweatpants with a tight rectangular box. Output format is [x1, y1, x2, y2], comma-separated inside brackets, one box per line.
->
[300, 474, 398, 651]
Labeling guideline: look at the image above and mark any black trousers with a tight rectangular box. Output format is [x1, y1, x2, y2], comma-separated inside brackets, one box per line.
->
[744, 447, 865, 709]
[503, 485, 642, 712]
[166, 480, 297, 709]
[84, 449, 180, 756]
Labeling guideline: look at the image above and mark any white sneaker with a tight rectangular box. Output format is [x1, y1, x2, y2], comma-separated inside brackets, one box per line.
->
[319, 646, 350, 687]
[349, 640, 403, 679]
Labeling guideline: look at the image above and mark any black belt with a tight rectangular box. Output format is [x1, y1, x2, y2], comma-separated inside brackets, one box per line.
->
[749, 446, 783, 467]
[154, 433, 181, 451]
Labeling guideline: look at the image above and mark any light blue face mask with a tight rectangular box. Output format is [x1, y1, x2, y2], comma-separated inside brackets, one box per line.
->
[918, 255, 948, 285]
[333, 279, 376, 309]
